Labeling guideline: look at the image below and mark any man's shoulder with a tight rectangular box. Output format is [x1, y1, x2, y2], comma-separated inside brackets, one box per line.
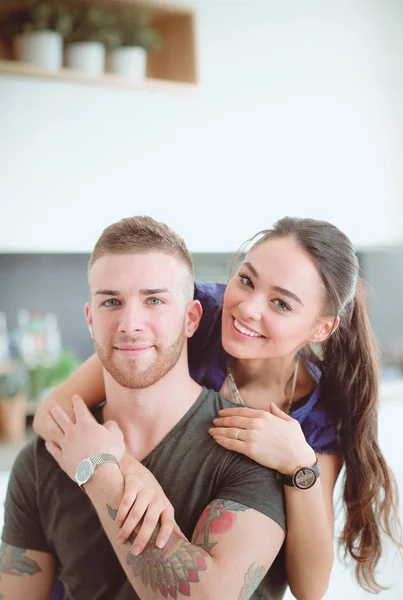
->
[195, 389, 286, 532]
[10, 434, 57, 481]
[197, 387, 245, 413]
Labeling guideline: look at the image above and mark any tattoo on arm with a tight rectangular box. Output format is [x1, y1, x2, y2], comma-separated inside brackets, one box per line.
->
[0, 543, 42, 579]
[238, 563, 266, 600]
[107, 505, 208, 598]
[192, 499, 249, 552]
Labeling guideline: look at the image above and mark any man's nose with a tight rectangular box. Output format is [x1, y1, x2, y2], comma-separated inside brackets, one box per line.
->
[118, 304, 145, 334]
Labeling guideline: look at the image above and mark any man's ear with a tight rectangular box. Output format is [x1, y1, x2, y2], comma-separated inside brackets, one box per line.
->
[309, 315, 340, 343]
[185, 300, 203, 339]
[85, 303, 94, 340]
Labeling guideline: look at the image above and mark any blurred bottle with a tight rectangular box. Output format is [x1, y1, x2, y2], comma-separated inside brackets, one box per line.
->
[44, 313, 62, 362]
[30, 311, 46, 356]
[0, 312, 10, 361]
[16, 309, 36, 365]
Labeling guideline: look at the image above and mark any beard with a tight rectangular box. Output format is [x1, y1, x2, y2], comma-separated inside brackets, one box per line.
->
[93, 324, 186, 389]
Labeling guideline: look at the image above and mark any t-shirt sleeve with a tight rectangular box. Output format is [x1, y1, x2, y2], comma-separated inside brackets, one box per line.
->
[189, 282, 228, 389]
[304, 423, 341, 454]
[214, 453, 286, 533]
[1, 440, 50, 553]
[300, 405, 341, 455]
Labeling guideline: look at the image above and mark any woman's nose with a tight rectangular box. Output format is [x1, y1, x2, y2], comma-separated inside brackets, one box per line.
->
[238, 295, 264, 322]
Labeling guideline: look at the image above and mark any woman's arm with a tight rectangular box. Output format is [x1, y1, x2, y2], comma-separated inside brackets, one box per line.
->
[209, 404, 343, 600]
[284, 453, 342, 600]
[32, 353, 105, 441]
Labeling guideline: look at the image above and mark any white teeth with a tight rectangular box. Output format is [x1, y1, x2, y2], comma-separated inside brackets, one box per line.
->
[234, 319, 262, 338]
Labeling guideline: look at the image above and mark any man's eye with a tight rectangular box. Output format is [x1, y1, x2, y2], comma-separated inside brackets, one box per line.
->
[103, 299, 119, 307]
[147, 298, 162, 306]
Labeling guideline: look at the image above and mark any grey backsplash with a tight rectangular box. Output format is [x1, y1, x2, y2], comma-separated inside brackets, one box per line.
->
[0, 253, 233, 361]
[1, 251, 402, 367]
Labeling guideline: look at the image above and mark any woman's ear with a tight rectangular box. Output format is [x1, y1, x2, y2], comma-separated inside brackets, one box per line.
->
[309, 315, 340, 343]
[185, 300, 203, 338]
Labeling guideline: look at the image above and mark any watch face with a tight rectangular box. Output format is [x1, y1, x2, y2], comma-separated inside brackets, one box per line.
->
[293, 466, 317, 490]
[75, 459, 93, 485]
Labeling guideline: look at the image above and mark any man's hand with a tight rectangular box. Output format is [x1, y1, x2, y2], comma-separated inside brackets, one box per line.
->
[45, 395, 125, 480]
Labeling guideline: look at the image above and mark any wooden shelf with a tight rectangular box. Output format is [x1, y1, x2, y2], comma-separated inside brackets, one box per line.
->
[0, 59, 197, 93]
[0, 0, 198, 87]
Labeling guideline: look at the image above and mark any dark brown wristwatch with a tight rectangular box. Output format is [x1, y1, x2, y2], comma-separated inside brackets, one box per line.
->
[279, 458, 321, 490]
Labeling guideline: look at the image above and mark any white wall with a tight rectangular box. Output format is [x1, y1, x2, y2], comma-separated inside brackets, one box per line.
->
[1, 0, 403, 252]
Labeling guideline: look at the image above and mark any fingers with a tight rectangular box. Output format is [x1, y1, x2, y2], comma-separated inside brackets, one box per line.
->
[45, 440, 62, 462]
[117, 491, 175, 555]
[209, 426, 249, 441]
[72, 395, 95, 423]
[117, 492, 150, 548]
[269, 402, 294, 421]
[218, 406, 262, 418]
[103, 420, 120, 432]
[49, 405, 73, 434]
[116, 484, 138, 528]
[155, 507, 176, 548]
[212, 416, 250, 429]
[45, 413, 65, 447]
[131, 504, 163, 554]
[210, 433, 248, 455]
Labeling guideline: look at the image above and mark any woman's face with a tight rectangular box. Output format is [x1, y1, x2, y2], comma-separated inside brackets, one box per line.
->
[222, 236, 333, 360]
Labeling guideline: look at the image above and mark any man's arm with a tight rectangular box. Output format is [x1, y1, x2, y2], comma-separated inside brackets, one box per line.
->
[0, 542, 56, 600]
[46, 397, 285, 599]
[85, 464, 284, 600]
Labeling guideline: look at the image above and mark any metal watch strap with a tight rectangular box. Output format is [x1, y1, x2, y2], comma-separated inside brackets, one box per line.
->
[90, 453, 119, 468]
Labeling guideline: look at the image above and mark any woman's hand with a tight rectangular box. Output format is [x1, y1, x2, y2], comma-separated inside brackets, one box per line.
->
[116, 454, 182, 555]
[209, 403, 316, 474]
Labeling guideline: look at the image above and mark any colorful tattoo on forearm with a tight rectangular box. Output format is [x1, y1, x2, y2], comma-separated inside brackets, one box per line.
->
[107, 505, 208, 598]
[238, 562, 266, 599]
[0, 543, 42, 579]
[192, 499, 249, 552]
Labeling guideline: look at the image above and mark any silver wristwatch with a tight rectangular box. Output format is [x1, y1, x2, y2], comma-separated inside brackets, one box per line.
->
[74, 453, 119, 488]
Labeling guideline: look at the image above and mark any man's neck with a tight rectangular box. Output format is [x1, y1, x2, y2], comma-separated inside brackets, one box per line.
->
[102, 363, 202, 461]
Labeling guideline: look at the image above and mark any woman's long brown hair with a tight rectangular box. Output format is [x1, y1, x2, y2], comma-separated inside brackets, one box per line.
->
[250, 217, 402, 592]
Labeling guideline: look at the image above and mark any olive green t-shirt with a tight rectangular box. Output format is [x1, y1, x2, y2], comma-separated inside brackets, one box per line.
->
[2, 388, 287, 599]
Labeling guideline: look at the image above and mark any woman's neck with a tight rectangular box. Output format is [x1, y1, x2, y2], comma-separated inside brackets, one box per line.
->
[230, 355, 298, 393]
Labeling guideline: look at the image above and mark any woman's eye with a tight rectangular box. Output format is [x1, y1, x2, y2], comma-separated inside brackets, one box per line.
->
[147, 298, 162, 306]
[273, 299, 291, 312]
[238, 273, 254, 288]
[103, 299, 119, 307]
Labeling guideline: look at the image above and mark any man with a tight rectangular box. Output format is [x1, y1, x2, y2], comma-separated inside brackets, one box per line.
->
[1, 216, 286, 600]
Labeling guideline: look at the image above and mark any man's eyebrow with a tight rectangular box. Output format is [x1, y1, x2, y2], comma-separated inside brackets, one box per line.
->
[272, 286, 304, 306]
[139, 288, 170, 295]
[94, 289, 120, 296]
[94, 288, 171, 296]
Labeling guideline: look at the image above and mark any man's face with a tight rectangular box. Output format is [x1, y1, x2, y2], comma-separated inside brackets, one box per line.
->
[86, 252, 195, 389]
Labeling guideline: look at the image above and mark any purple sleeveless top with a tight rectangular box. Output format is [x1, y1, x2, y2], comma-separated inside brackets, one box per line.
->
[188, 282, 340, 455]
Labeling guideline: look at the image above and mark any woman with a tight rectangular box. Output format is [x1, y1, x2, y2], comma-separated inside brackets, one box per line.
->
[35, 217, 401, 598]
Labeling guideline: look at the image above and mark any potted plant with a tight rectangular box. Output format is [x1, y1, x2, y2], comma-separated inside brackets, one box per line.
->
[0, 365, 29, 444]
[108, 8, 162, 81]
[0, 1, 72, 71]
[65, 5, 119, 76]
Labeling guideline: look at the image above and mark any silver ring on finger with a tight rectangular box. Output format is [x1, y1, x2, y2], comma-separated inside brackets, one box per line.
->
[235, 428, 241, 441]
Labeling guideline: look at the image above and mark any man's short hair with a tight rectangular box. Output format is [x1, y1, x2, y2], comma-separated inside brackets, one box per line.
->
[89, 216, 194, 301]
